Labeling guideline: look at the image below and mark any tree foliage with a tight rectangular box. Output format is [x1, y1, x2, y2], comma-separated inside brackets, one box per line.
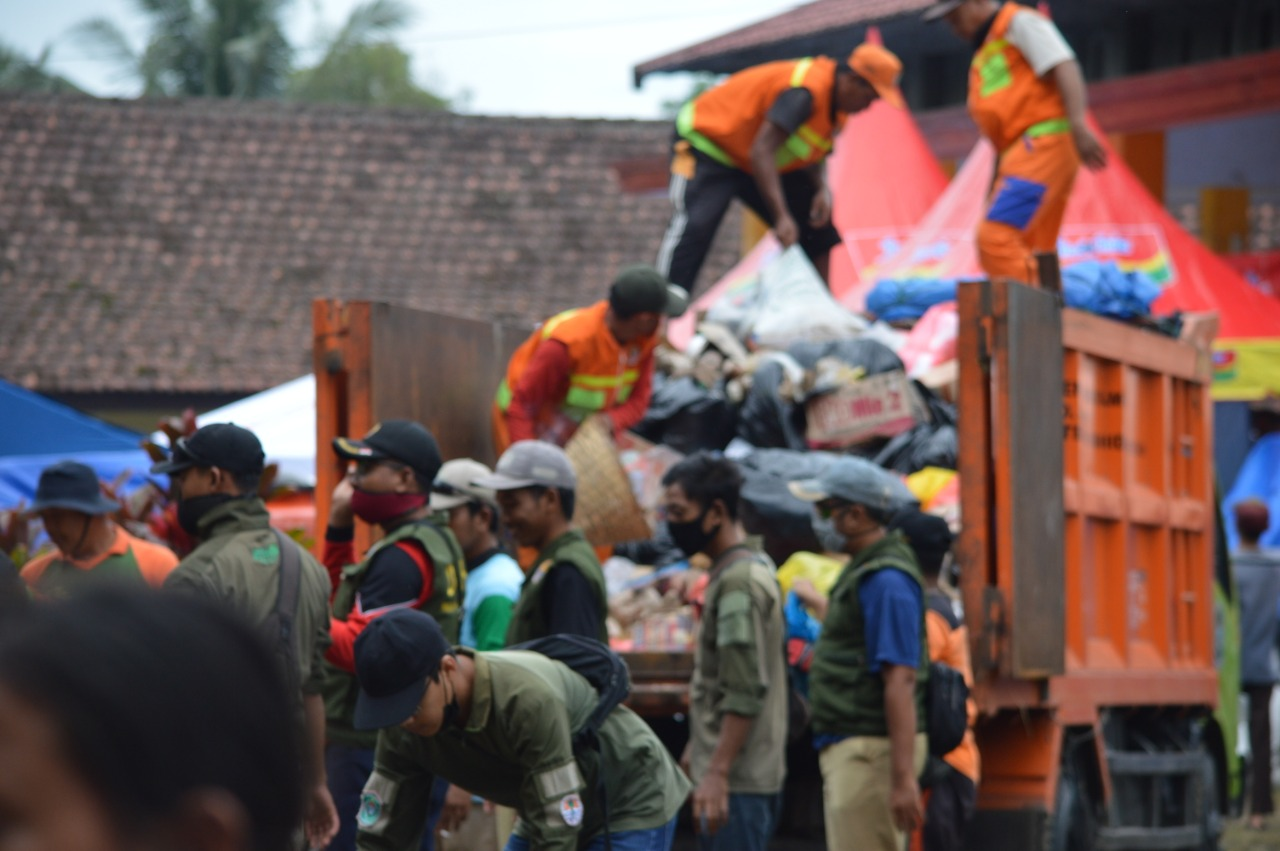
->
[0, 42, 83, 94]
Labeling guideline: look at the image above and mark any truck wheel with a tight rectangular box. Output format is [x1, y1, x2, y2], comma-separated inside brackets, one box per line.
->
[1045, 758, 1099, 851]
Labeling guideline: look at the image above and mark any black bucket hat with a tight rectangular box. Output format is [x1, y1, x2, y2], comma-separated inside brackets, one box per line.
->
[29, 461, 119, 515]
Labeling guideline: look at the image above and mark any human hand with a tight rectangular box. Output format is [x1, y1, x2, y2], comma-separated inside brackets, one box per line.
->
[692, 769, 730, 835]
[774, 214, 800, 247]
[889, 776, 923, 833]
[1072, 125, 1107, 170]
[330, 477, 355, 527]
[438, 784, 472, 834]
[304, 783, 339, 848]
[809, 187, 832, 227]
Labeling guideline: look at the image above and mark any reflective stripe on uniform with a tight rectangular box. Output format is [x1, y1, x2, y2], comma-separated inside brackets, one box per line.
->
[536, 760, 583, 799]
[676, 101, 738, 168]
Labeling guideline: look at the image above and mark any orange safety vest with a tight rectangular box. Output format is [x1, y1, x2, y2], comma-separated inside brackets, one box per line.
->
[495, 300, 656, 434]
[677, 57, 847, 174]
[967, 2, 1070, 153]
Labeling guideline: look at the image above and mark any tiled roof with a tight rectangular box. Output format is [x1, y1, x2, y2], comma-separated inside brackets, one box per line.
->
[0, 95, 739, 395]
[634, 0, 934, 82]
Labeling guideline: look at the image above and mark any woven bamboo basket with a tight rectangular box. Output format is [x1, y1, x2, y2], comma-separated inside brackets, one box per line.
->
[564, 416, 652, 546]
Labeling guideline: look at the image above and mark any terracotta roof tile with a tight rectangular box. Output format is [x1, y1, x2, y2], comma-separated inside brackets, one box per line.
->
[0, 95, 739, 395]
[634, 0, 934, 81]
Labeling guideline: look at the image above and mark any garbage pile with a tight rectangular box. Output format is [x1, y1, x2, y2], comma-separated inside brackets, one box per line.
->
[607, 247, 963, 652]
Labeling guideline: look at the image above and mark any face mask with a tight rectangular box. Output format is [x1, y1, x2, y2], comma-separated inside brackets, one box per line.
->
[667, 510, 721, 558]
[176, 493, 239, 537]
[351, 489, 427, 525]
[812, 514, 849, 554]
[439, 670, 460, 729]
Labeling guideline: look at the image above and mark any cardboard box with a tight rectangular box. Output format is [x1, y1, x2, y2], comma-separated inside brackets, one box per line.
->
[805, 370, 922, 449]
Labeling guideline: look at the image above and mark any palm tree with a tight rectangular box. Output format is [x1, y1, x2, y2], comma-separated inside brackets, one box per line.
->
[70, 0, 291, 98]
[0, 42, 84, 94]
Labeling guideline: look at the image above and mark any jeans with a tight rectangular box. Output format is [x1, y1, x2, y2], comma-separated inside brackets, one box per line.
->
[325, 743, 448, 851]
[696, 793, 782, 851]
[503, 815, 678, 851]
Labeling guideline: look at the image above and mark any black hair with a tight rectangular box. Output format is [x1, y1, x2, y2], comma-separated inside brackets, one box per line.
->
[0, 586, 302, 851]
[466, 501, 501, 534]
[862, 503, 895, 526]
[231, 469, 263, 495]
[528, 485, 576, 521]
[661, 452, 743, 520]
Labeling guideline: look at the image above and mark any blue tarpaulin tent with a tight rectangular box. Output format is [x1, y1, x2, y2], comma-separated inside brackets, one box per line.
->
[0, 379, 155, 508]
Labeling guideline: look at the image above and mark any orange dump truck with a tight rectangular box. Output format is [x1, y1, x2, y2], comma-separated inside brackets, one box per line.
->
[310, 282, 1228, 849]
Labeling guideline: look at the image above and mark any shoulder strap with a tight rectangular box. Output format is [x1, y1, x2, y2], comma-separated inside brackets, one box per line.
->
[272, 529, 302, 694]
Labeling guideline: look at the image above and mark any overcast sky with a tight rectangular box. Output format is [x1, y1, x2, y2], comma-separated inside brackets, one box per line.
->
[6, 0, 801, 118]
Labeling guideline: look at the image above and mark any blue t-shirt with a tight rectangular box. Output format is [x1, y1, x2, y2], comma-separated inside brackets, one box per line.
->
[812, 567, 922, 750]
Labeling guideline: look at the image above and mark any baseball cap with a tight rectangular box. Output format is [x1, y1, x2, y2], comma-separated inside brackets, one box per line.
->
[888, 509, 953, 576]
[353, 609, 453, 731]
[789, 457, 917, 514]
[29, 461, 119, 515]
[847, 44, 905, 109]
[333, 420, 443, 484]
[430, 459, 498, 511]
[472, 440, 577, 491]
[150, 423, 265, 476]
[608, 265, 689, 318]
[921, 0, 965, 22]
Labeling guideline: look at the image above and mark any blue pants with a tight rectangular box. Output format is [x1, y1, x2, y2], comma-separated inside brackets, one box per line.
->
[503, 815, 678, 851]
[696, 793, 782, 851]
[325, 743, 447, 851]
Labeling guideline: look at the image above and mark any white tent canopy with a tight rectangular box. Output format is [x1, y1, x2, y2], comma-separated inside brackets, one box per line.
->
[153, 375, 317, 487]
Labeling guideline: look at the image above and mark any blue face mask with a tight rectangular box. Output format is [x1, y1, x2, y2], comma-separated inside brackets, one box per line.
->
[812, 514, 848, 554]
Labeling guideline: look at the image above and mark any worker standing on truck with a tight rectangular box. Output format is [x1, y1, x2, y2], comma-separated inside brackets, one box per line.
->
[1232, 498, 1280, 830]
[922, 0, 1107, 285]
[322, 420, 467, 851]
[350, 609, 691, 851]
[473, 441, 609, 646]
[152, 423, 338, 848]
[655, 43, 904, 294]
[888, 510, 980, 851]
[661, 454, 788, 851]
[493, 265, 688, 454]
[789, 458, 928, 851]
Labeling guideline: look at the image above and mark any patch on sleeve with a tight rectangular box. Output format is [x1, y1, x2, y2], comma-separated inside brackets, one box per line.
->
[716, 589, 755, 648]
[559, 794, 584, 827]
[535, 760, 583, 799]
[356, 771, 398, 835]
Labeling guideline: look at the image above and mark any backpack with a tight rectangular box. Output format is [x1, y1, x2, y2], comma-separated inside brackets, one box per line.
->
[923, 592, 970, 758]
[507, 634, 632, 849]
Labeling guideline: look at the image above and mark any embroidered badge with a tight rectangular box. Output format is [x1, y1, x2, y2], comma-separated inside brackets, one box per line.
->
[559, 793, 584, 826]
[357, 791, 383, 828]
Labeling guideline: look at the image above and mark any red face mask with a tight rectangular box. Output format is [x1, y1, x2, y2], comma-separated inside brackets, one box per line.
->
[351, 489, 427, 525]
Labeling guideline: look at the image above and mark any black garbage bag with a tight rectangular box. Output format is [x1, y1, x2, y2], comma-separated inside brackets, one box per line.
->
[633, 375, 738, 454]
[914, 379, 956, 427]
[736, 360, 808, 450]
[737, 449, 843, 562]
[787, 338, 904, 375]
[874, 423, 958, 475]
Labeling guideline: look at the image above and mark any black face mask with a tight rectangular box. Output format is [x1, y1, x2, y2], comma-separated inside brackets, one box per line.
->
[176, 492, 240, 537]
[440, 671, 460, 729]
[667, 509, 721, 558]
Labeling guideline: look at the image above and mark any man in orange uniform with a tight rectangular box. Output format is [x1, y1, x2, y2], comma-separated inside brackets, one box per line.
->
[924, 0, 1107, 285]
[22, 460, 177, 598]
[656, 44, 903, 293]
[890, 510, 979, 851]
[492, 265, 688, 453]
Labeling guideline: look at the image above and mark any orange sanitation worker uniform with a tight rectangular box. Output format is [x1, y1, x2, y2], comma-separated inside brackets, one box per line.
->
[970, 2, 1080, 284]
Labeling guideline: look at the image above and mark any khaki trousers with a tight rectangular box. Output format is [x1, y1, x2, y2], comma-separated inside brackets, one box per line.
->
[819, 733, 929, 851]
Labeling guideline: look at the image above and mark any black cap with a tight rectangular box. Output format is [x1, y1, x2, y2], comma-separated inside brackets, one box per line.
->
[889, 509, 953, 577]
[150, 423, 265, 476]
[29, 461, 119, 515]
[333, 420, 443, 485]
[353, 609, 452, 731]
[608, 265, 689, 318]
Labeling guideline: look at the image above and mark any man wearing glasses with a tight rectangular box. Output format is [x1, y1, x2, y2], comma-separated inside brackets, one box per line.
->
[322, 420, 467, 851]
[789, 458, 927, 851]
